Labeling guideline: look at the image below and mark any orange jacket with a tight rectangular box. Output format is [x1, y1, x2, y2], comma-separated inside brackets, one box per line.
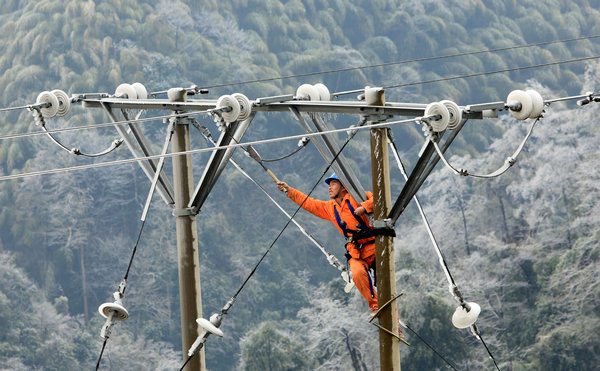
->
[286, 187, 375, 259]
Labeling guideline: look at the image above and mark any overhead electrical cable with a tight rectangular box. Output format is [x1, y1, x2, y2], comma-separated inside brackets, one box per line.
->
[387, 133, 500, 370]
[0, 110, 207, 141]
[432, 117, 541, 178]
[95, 122, 176, 370]
[399, 321, 459, 371]
[150, 34, 600, 94]
[335, 54, 600, 96]
[0, 116, 422, 182]
[1, 55, 597, 143]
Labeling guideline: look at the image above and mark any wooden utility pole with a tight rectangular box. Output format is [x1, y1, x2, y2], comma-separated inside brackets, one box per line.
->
[169, 88, 205, 371]
[367, 87, 401, 371]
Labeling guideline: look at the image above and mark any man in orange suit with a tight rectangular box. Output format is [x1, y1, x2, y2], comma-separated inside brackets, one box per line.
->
[277, 174, 378, 311]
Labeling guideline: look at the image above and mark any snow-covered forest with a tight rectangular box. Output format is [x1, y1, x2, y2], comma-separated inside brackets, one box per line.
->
[1, 0, 599, 370]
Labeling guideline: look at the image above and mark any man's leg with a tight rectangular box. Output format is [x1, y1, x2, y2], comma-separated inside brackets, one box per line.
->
[348, 257, 378, 310]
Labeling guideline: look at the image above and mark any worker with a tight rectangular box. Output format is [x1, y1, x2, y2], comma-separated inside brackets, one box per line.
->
[277, 174, 378, 311]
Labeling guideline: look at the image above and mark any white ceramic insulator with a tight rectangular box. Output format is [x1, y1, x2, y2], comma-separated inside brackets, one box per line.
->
[132, 82, 148, 99]
[197, 317, 224, 337]
[526, 89, 544, 118]
[451, 302, 481, 329]
[216, 95, 241, 123]
[98, 302, 129, 321]
[115, 83, 137, 99]
[424, 102, 450, 132]
[296, 83, 320, 101]
[36, 91, 60, 118]
[314, 83, 330, 101]
[507, 90, 533, 120]
[51, 90, 71, 117]
[440, 100, 462, 130]
[232, 93, 252, 121]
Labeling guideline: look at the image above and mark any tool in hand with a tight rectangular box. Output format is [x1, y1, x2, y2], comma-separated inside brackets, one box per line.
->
[245, 145, 280, 183]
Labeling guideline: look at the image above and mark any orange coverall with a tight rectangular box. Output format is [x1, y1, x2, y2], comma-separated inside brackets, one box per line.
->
[286, 187, 378, 309]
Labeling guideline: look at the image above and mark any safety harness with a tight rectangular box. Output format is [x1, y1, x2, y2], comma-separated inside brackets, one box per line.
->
[333, 200, 396, 298]
[333, 199, 396, 248]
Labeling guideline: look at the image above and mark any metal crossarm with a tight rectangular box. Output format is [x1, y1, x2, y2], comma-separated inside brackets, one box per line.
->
[101, 103, 175, 206]
[188, 120, 241, 213]
[388, 118, 468, 224]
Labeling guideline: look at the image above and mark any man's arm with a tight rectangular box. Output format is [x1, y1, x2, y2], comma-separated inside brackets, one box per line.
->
[277, 181, 332, 220]
[355, 191, 374, 215]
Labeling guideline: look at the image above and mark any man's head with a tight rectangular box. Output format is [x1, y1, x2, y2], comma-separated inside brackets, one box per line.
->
[325, 173, 346, 199]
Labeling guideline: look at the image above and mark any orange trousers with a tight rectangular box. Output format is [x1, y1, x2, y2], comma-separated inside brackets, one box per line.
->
[349, 253, 377, 310]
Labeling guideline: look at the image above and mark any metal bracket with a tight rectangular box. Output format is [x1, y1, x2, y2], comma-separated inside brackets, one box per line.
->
[172, 208, 196, 217]
[255, 94, 294, 105]
[363, 113, 393, 123]
[373, 218, 394, 229]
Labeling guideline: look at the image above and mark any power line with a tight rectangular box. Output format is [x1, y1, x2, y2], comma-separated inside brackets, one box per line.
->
[401, 322, 459, 370]
[95, 125, 174, 370]
[0, 110, 207, 141]
[388, 136, 501, 370]
[0, 36, 593, 111]
[0, 116, 421, 182]
[335, 54, 600, 96]
[2, 55, 598, 143]
[154, 34, 600, 93]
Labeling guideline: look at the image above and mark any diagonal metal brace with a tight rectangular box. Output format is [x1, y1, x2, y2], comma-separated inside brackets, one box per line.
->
[289, 107, 368, 203]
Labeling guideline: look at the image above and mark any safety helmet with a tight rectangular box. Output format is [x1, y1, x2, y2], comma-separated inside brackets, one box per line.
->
[324, 173, 341, 185]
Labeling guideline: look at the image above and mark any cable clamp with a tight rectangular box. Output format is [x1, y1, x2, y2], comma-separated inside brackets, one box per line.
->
[172, 207, 195, 217]
[577, 91, 600, 106]
[118, 280, 127, 297]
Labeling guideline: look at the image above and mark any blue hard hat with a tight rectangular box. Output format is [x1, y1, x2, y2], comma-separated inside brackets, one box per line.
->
[324, 173, 341, 185]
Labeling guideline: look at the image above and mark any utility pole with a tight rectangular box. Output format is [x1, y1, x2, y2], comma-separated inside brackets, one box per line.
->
[169, 88, 205, 371]
[367, 87, 401, 371]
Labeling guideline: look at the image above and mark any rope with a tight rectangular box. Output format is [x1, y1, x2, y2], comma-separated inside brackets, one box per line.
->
[147, 34, 600, 94]
[387, 134, 500, 370]
[429, 117, 541, 178]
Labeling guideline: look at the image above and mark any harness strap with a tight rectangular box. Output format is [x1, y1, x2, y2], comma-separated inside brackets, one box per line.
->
[350, 228, 396, 243]
[333, 205, 350, 237]
[346, 200, 369, 231]
[333, 200, 371, 237]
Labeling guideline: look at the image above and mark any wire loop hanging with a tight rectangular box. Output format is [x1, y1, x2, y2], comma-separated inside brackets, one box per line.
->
[424, 116, 541, 179]
[30, 107, 124, 157]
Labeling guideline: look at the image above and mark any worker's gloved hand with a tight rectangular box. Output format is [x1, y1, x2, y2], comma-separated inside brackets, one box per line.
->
[276, 181, 288, 193]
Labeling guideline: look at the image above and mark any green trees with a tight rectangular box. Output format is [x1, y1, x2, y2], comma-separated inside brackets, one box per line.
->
[240, 322, 314, 371]
[1, 0, 600, 369]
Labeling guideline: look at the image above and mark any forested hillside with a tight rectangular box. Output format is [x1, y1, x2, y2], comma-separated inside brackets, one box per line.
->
[0, 0, 599, 370]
